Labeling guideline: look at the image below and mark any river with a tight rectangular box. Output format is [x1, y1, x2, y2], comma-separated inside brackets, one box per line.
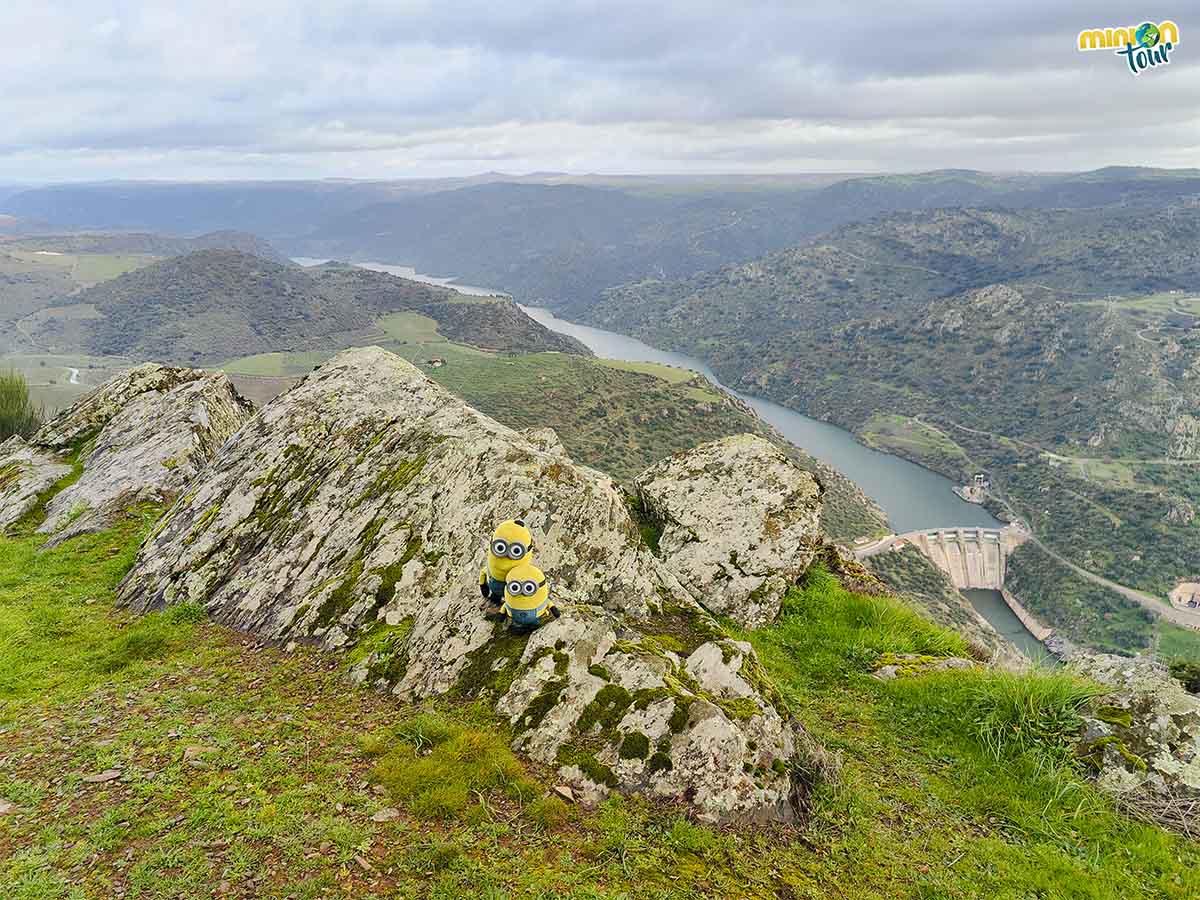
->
[295, 257, 1039, 653]
[520, 306, 1000, 534]
[516, 307, 1053, 658]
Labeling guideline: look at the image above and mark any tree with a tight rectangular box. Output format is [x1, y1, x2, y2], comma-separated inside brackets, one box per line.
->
[0, 369, 42, 442]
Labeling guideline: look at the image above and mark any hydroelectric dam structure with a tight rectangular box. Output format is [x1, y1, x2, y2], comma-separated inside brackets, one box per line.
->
[854, 525, 1053, 642]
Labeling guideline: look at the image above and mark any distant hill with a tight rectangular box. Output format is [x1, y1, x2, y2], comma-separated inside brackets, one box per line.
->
[1, 229, 288, 263]
[30, 250, 588, 365]
[9, 168, 1200, 310]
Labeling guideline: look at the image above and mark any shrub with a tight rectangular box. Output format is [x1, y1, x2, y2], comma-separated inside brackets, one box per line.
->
[370, 712, 532, 820]
[525, 795, 570, 829]
[968, 669, 1102, 760]
[0, 369, 41, 442]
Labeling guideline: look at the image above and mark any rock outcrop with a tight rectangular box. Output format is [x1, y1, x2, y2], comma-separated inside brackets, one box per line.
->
[117, 347, 825, 823]
[0, 436, 72, 529]
[0, 363, 253, 545]
[635, 434, 821, 628]
[1072, 652, 1200, 833]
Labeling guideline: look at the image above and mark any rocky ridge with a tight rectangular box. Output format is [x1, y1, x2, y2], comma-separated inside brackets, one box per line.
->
[116, 347, 829, 823]
[0, 363, 252, 544]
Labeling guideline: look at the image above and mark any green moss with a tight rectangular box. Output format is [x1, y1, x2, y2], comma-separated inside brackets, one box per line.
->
[668, 699, 693, 733]
[517, 678, 568, 733]
[555, 744, 618, 788]
[1079, 735, 1147, 772]
[577, 684, 633, 735]
[647, 752, 674, 774]
[618, 732, 650, 760]
[588, 663, 612, 681]
[370, 535, 423, 607]
[451, 624, 529, 700]
[349, 618, 415, 684]
[184, 502, 222, 546]
[625, 492, 664, 557]
[1095, 704, 1133, 729]
[525, 795, 571, 829]
[632, 687, 670, 710]
[359, 452, 427, 505]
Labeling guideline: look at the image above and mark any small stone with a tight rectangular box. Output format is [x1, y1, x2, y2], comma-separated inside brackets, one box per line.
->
[553, 785, 575, 803]
[354, 855, 374, 872]
[183, 745, 216, 761]
[370, 806, 400, 822]
[81, 768, 122, 784]
[0, 799, 15, 815]
[284, 641, 298, 653]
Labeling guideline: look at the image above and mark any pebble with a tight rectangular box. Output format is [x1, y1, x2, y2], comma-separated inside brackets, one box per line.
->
[370, 807, 400, 822]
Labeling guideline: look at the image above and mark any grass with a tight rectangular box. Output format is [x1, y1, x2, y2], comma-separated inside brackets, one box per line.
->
[3, 506, 1198, 897]
[859, 413, 971, 476]
[5, 251, 159, 287]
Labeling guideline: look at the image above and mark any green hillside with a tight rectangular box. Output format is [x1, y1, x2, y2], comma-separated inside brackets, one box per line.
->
[1, 513, 1196, 898]
[566, 203, 1200, 655]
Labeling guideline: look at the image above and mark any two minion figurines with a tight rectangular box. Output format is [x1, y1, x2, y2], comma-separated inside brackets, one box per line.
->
[479, 518, 560, 633]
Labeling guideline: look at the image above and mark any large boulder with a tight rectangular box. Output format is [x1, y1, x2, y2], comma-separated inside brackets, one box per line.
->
[1072, 652, 1200, 832]
[634, 434, 822, 628]
[0, 363, 254, 545]
[117, 346, 827, 824]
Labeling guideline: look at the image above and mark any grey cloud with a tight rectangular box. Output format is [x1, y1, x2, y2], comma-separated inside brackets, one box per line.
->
[0, 1, 1195, 179]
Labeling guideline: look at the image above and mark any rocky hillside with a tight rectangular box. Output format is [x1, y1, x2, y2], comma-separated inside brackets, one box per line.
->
[7, 350, 1200, 893]
[111, 348, 831, 823]
[0, 364, 252, 545]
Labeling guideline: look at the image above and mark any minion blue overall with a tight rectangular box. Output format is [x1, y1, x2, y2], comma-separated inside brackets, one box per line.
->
[479, 519, 533, 607]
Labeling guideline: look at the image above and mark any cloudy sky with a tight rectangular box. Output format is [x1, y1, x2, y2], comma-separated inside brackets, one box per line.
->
[1, 1, 1196, 181]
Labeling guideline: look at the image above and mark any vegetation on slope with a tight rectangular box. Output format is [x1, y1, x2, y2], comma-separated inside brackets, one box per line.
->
[35, 252, 586, 366]
[0, 369, 41, 442]
[572, 202, 1200, 655]
[224, 316, 887, 540]
[2, 512, 1196, 898]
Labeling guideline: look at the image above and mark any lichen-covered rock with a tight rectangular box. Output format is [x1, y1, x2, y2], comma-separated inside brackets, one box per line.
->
[634, 434, 822, 628]
[0, 364, 253, 544]
[0, 436, 72, 529]
[117, 346, 825, 823]
[34, 365, 253, 546]
[33, 363, 207, 449]
[1071, 652, 1200, 830]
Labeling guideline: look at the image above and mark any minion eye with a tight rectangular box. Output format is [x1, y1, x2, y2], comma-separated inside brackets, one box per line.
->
[523, 580, 537, 596]
[492, 540, 508, 556]
[508, 543, 526, 559]
[507, 581, 521, 595]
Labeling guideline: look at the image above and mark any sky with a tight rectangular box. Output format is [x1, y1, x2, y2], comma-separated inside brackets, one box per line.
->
[1, 1, 1197, 182]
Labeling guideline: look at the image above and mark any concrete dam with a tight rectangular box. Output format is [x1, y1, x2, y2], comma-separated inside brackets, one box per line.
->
[855, 525, 1053, 642]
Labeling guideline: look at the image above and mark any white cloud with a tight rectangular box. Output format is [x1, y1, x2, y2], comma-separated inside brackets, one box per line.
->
[0, 1, 1196, 179]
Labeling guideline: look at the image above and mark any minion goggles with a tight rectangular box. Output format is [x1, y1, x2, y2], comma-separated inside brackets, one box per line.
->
[507, 577, 547, 597]
[491, 538, 530, 560]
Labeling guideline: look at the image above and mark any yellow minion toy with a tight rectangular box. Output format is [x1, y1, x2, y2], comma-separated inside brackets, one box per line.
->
[479, 519, 534, 607]
[503, 562, 559, 633]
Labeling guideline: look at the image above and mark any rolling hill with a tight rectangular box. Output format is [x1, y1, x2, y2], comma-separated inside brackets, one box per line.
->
[26, 250, 588, 365]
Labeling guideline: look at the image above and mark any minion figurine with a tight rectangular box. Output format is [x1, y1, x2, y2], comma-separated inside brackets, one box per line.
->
[503, 562, 560, 633]
[479, 518, 534, 607]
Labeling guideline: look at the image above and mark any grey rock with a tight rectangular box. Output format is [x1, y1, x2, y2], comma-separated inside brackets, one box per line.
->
[0, 362, 253, 545]
[37, 366, 253, 545]
[118, 347, 826, 824]
[1071, 652, 1200, 831]
[635, 434, 822, 628]
[0, 436, 71, 530]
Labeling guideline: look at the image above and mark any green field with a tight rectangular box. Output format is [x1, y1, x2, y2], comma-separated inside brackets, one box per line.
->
[5, 251, 159, 287]
[0, 353, 133, 414]
[859, 413, 972, 477]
